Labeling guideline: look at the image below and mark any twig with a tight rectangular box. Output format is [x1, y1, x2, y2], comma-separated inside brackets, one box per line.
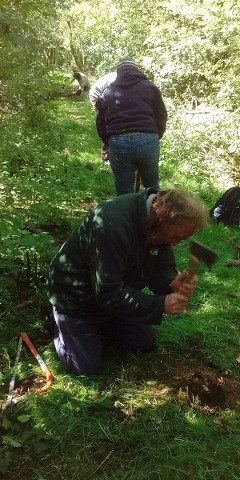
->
[87, 450, 114, 478]
[26, 250, 31, 285]
[34, 252, 38, 282]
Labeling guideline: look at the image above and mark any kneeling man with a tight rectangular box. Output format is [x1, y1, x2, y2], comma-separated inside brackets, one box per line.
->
[46, 188, 209, 375]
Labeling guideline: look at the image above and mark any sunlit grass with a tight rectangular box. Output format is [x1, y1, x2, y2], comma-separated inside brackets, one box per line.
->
[1, 90, 240, 480]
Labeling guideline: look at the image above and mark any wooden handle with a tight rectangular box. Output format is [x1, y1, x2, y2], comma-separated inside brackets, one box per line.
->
[187, 255, 200, 280]
[135, 170, 141, 193]
[226, 259, 240, 267]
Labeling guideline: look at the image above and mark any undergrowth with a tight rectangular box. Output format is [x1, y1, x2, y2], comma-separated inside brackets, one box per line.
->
[0, 78, 240, 480]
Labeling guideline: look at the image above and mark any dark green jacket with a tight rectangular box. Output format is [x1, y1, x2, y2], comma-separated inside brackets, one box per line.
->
[47, 189, 178, 325]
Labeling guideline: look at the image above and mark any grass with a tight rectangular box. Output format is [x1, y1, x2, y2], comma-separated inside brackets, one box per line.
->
[0, 91, 240, 480]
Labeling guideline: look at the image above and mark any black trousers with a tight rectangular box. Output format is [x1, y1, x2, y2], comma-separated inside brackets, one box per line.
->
[51, 306, 157, 375]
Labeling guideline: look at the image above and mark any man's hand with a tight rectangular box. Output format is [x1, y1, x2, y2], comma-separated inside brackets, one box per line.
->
[165, 269, 197, 315]
[164, 292, 189, 315]
[170, 269, 197, 298]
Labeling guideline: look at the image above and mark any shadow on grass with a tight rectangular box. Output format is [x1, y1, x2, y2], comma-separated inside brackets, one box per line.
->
[3, 346, 240, 480]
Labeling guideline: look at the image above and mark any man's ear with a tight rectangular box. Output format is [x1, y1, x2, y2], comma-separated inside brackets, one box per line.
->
[149, 202, 157, 223]
[150, 200, 158, 214]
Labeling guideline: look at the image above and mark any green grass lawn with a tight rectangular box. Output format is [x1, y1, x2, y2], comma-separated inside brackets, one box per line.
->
[0, 93, 240, 480]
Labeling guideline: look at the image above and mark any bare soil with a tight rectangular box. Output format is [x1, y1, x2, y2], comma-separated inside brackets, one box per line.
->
[126, 351, 240, 413]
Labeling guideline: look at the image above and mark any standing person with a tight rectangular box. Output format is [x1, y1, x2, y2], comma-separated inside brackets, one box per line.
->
[70, 70, 91, 96]
[89, 71, 117, 162]
[89, 72, 117, 107]
[47, 187, 209, 376]
[95, 56, 167, 195]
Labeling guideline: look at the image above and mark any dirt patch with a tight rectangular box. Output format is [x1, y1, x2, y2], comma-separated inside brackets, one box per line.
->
[0, 373, 47, 409]
[128, 352, 240, 413]
[14, 374, 46, 396]
[168, 362, 238, 412]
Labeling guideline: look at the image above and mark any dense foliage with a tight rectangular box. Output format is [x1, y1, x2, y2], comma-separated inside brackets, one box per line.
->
[0, 1, 240, 478]
[0, 93, 239, 480]
[1, 0, 240, 104]
[1, 0, 239, 180]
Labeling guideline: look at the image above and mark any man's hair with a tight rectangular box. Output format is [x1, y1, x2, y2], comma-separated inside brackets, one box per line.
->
[153, 188, 210, 230]
[73, 72, 81, 81]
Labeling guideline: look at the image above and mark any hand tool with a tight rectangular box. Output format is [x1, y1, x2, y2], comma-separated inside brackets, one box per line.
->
[21, 333, 53, 394]
[6, 333, 53, 406]
[226, 245, 240, 267]
[226, 259, 240, 267]
[6, 335, 23, 407]
[135, 170, 141, 193]
[187, 239, 218, 280]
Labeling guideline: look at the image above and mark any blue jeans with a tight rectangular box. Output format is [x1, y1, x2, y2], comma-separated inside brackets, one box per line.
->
[109, 133, 160, 195]
[51, 307, 156, 375]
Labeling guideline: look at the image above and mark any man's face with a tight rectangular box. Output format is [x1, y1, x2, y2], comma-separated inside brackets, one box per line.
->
[150, 221, 198, 246]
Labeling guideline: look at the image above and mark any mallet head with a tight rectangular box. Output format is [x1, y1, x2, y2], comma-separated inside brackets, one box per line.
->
[189, 239, 218, 268]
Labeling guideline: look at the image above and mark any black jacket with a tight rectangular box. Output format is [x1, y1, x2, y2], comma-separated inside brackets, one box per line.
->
[95, 68, 167, 145]
[47, 189, 177, 325]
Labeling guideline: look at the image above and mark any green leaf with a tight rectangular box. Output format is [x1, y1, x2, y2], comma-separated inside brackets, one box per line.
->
[4, 239, 17, 250]
[2, 435, 22, 448]
[8, 31, 35, 50]
[17, 414, 31, 423]
[94, 396, 113, 408]
[19, 234, 38, 247]
[0, 452, 12, 475]
[2, 418, 11, 429]
[18, 429, 33, 444]
[84, 395, 114, 409]
[34, 439, 51, 453]
[5, 196, 14, 206]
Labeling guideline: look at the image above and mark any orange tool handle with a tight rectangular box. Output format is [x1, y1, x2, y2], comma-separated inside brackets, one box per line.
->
[21, 332, 53, 394]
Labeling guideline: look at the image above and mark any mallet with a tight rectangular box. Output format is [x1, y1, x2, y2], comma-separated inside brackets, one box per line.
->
[187, 239, 218, 280]
[135, 170, 141, 193]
